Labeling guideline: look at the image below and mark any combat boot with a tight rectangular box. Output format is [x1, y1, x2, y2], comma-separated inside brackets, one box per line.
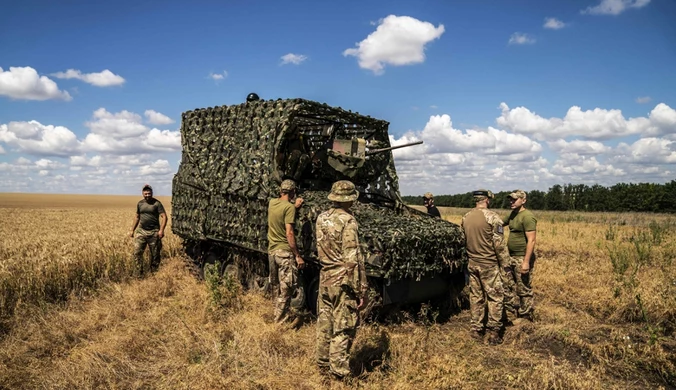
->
[486, 329, 503, 345]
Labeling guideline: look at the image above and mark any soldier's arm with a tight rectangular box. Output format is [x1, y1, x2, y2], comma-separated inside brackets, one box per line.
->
[285, 223, 304, 268]
[343, 219, 368, 300]
[130, 206, 140, 237]
[158, 212, 168, 238]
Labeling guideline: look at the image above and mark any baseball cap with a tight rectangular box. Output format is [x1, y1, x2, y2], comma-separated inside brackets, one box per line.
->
[509, 190, 527, 199]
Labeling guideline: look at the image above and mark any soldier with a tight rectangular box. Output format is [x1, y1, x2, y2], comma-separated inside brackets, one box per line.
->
[315, 180, 368, 379]
[503, 189, 537, 323]
[267, 179, 305, 324]
[422, 192, 442, 218]
[461, 189, 509, 345]
[129, 184, 168, 275]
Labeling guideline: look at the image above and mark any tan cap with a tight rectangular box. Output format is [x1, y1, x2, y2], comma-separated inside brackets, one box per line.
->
[327, 180, 359, 202]
[509, 189, 527, 199]
[423, 192, 434, 199]
[280, 179, 296, 192]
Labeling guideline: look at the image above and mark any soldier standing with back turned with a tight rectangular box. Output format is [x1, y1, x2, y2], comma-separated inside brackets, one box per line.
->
[267, 179, 305, 324]
[461, 189, 510, 345]
[316, 180, 368, 380]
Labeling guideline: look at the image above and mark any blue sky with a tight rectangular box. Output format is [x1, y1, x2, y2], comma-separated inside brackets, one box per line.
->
[1, 0, 675, 196]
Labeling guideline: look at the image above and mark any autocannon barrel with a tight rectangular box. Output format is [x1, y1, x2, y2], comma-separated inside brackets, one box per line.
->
[366, 140, 423, 156]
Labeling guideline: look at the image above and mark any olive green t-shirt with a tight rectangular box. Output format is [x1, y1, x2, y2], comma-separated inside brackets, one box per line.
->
[503, 209, 537, 256]
[267, 198, 296, 253]
[136, 199, 165, 231]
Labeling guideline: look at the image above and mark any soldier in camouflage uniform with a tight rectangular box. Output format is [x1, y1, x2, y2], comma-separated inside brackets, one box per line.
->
[315, 180, 368, 379]
[461, 189, 510, 345]
[130, 184, 168, 275]
[267, 179, 305, 324]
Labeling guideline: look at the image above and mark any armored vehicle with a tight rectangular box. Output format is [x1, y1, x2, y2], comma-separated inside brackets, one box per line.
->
[171, 95, 468, 318]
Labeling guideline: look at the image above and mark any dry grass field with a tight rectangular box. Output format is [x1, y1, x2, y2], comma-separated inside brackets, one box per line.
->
[0, 194, 675, 389]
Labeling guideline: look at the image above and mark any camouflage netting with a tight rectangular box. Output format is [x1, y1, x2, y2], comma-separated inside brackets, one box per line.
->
[171, 98, 467, 281]
[295, 191, 467, 281]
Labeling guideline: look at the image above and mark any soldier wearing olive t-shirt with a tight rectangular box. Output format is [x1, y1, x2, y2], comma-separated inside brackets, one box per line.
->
[130, 184, 167, 275]
[503, 189, 537, 322]
[267, 179, 305, 324]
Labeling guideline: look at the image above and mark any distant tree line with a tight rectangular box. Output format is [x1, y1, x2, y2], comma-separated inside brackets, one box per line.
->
[401, 180, 676, 213]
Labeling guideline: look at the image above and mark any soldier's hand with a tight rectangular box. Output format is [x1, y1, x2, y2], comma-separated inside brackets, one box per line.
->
[294, 197, 304, 209]
[158, 230, 164, 239]
[520, 261, 530, 274]
[357, 295, 368, 310]
[296, 255, 305, 269]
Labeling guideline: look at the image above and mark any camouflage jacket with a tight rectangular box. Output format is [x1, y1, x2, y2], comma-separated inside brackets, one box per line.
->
[461, 207, 510, 268]
[316, 207, 368, 294]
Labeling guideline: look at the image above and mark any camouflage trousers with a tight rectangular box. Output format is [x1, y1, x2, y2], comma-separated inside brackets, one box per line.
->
[468, 263, 504, 332]
[503, 254, 536, 319]
[268, 249, 299, 323]
[134, 228, 162, 274]
[316, 285, 359, 378]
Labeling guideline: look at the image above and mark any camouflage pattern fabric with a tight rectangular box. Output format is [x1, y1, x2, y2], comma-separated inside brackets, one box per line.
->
[512, 254, 536, 318]
[269, 249, 298, 323]
[134, 228, 162, 274]
[315, 201, 364, 378]
[315, 207, 367, 293]
[316, 285, 359, 378]
[467, 263, 504, 331]
[462, 207, 509, 332]
[170, 98, 467, 285]
[502, 258, 519, 322]
[300, 191, 466, 281]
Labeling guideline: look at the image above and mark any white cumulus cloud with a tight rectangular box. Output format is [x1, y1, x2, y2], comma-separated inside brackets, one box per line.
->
[543, 17, 566, 29]
[581, 0, 651, 15]
[343, 15, 445, 75]
[0, 121, 81, 156]
[508, 33, 536, 45]
[85, 108, 147, 138]
[280, 53, 308, 65]
[496, 102, 676, 141]
[548, 139, 611, 155]
[0, 66, 72, 101]
[51, 69, 125, 87]
[144, 110, 175, 125]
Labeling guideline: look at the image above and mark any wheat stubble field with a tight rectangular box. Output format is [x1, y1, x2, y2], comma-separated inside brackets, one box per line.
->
[0, 193, 674, 390]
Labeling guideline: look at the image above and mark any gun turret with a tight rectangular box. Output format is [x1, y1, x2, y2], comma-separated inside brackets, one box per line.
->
[366, 140, 423, 156]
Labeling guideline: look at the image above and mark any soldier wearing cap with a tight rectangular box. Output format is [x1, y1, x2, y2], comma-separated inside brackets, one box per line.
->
[315, 180, 368, 379]
[267, 179, 305, 324]
[502, 189, 537, 323]
[129, 184, 168, 275]
[422, 192, 441, 218]
[461, 189, 510, 345]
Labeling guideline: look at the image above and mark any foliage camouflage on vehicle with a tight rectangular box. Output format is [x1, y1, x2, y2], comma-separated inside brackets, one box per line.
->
[171, 98, 466, 281]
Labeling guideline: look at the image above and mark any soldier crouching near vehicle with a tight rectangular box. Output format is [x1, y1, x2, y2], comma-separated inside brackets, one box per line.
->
[461, 189, 510, 345]
[129, 184, 168, 275]
[315, 180, 368, 380]
[267, 179, 305, 324]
